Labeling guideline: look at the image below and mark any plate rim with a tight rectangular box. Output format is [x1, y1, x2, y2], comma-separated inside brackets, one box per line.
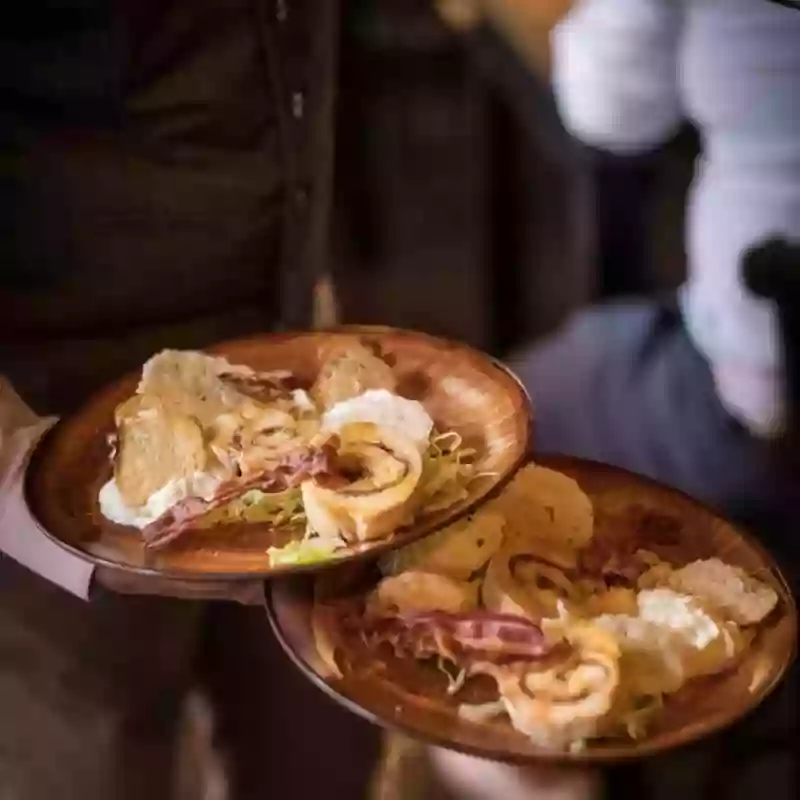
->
[264, 453, 798, 765]
[23, 325, 533, 582]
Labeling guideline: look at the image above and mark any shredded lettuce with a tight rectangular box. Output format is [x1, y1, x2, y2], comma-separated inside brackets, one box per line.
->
[199, 487, 305, 528]
[457, 700, 506, 724]
[418, 431, 477, 511]
[436, 656, 468, 695]
[267, 536, 343, 566]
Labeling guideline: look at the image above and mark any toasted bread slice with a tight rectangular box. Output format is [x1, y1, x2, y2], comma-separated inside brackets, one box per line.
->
[311, 341, 397, 409]
[114, 395, 207, 507]
[137, 349, 252, 426]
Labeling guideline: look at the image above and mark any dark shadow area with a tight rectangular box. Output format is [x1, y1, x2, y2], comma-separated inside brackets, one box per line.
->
[332, 1, 698, 357]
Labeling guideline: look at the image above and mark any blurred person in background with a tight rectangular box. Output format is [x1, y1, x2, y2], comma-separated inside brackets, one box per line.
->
[382, 0, 799, 798]
[517, 0, 800, 558]
[0, 2, 380, 798]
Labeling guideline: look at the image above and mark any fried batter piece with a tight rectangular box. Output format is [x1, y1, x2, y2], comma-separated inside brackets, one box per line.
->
[312, 341, 397, 409]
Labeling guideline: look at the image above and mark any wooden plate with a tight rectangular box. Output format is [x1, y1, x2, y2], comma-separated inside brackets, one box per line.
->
[266, 455, 797, 764]
[24, 326, 531, 580]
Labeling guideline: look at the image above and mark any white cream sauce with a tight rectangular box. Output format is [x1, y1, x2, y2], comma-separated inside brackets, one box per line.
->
[98, 472, 221, 529]
[321, 389, 433, 451]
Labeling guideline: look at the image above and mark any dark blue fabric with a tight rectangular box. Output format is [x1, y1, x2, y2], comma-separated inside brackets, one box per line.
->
[510, 300, 798, 571]
[509, 301, 798, 798]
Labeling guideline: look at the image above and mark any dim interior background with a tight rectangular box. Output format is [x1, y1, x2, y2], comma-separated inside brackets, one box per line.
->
[331, 0, 697, 355]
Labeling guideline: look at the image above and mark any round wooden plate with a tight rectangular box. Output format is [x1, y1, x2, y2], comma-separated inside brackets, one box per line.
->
[24, 326, 531, 580]
[266, 455, 797, 764]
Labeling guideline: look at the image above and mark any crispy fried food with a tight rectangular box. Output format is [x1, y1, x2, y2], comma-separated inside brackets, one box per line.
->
[482, 544, 578, 621]
[379, 507, 505, 580]
[665, 558, 779, 626]
[301, 422, 424, 542]
[209, 404, 320, 478]
[476, 623, 621, 750]
[369, 571, 479, 617]
[592, 589, 750, 698]
[137, 349, 256, 426]
[489, 464, 594, 570]
[114, 395, 208, 507]
[313, 455, 782, 752]
[312, 341, 397, 409]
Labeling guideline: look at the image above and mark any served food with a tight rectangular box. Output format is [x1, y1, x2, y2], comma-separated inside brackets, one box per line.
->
[98, 342, 479, 564]
[311, 463, 781, 753]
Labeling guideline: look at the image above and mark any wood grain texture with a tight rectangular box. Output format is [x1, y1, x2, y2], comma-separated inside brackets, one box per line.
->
[267, 455, 797, 765]
[24, 326, 531, 582]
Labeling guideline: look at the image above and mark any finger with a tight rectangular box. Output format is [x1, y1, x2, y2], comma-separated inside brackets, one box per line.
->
[226, 581, 267, 606]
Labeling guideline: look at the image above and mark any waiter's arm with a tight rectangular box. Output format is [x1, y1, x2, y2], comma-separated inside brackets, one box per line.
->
[0, 376, 95, 598]
[551, 0, 684, 154]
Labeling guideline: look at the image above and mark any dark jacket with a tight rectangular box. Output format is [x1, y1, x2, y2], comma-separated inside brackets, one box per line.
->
[0, 0, 338, 413]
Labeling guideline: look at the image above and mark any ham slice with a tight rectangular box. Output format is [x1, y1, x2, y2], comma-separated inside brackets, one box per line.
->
[357, 610, 558, 666]
[141, 442, 341, 549]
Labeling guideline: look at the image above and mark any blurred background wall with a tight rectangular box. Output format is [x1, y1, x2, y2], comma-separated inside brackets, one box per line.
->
[331, 0, 698, 355]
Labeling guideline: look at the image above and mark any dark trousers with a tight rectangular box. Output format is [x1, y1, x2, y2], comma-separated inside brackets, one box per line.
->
[0, 561, 379, 800]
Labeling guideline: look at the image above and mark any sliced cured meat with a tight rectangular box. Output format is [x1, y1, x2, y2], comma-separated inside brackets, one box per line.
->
[141, 442, 342, 548]
[356, 610, 560, 666]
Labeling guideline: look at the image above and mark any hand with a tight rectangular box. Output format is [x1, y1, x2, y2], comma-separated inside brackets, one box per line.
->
[428, 747, 602, 800]
[1, 378, 266, 606]
[94, 566, 266, 605]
